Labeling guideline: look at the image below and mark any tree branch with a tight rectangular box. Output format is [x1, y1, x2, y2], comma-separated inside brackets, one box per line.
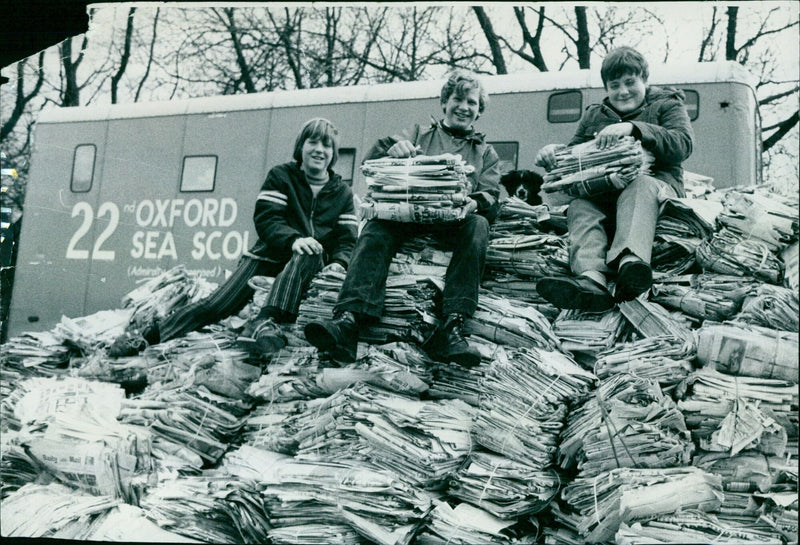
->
[759, 84, 800, 106]
[110, 7, 135, 103]
[763, 110, 799, 151]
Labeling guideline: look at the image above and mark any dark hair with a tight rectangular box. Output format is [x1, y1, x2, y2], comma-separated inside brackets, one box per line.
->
[601, 47, 649, 88]
[440, 69, 489, 114]
[293, 118, 339, 169]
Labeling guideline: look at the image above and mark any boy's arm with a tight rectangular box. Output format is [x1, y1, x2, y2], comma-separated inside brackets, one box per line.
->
[329, 192, 358, 269]
[567, 110, 595, 146]
[469, 145, 501, 216]
[363, 126, 420, 161]
[253, 168, 303, 252]
[630, 98, 694, 163]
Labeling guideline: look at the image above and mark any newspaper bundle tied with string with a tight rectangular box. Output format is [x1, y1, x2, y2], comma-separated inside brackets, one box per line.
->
[360, 153, 474, 223]
[542, 136, 653, 198]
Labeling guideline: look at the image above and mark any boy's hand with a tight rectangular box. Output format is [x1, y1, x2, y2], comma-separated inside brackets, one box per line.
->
[292, 237, 323, 255]
[321, 262, 345, 274]
[534, 144, 565, 171]
[463, 197, 478, 216]
[388, 140, 422, 158]
[595, 122, 634, 149]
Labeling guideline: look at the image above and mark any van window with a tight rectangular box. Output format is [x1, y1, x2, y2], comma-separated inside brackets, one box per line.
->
[181, 155, 217, 192]
[682, 89, 699, 121]
[488, 142, 519, 174]
[71, 144, 96, 192]
[548, 91, 582, 123]
[338, 148, 356, 186]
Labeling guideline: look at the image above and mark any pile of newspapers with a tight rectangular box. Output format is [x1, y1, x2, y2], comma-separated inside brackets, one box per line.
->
[541, 136, 652, 197]
[2, 177, 799, 544]
[360, 154, 474, 223]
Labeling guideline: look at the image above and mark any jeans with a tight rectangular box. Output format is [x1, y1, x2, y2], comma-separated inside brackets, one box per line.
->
[567, 174, 678, 276]
[335, 214, 490, 319]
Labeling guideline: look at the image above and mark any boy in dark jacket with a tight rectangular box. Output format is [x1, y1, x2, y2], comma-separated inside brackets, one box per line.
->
[535, 46, 694, 311]
[108, 118, 357, 357]
[304, 70, 501, 367]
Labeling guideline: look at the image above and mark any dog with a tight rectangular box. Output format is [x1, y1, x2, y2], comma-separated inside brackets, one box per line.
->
[500, 170, 544, 206]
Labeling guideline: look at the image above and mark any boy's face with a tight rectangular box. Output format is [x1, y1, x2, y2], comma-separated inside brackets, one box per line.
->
[606, 73, 647, 114]
[443, 87, 480, 130]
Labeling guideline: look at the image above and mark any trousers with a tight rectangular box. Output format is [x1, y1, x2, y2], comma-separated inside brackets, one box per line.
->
[567, 174, 677, 276]
[159, 253, 323, 342]
[335, 214, 490, 319]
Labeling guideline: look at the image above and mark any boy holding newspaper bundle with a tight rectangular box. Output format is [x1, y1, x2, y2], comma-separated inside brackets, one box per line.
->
[305, 70, 501, 367]
[535, 46, 694, 312]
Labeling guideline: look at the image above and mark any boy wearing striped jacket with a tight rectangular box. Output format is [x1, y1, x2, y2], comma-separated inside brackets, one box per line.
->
[108, 118, 357, 357]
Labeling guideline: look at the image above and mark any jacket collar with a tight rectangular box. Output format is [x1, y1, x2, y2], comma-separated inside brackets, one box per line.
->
[431, 117, 486, 144]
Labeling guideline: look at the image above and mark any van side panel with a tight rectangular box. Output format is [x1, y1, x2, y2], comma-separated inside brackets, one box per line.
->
[8, 120, 107, 334]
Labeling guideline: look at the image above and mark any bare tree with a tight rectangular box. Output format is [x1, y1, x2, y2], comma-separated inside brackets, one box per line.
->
[472, 6, 508, 74]
[134, 7, 159, 101]
[1, 53, 45, 142]
[110, 7, 136, 103]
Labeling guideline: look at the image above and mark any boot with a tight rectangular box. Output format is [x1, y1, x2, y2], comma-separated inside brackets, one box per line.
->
[427, 313, 481, 368]
[304, 310, 359, 363]
[108, 320, 159, 358]
[237, 317, 287, 355]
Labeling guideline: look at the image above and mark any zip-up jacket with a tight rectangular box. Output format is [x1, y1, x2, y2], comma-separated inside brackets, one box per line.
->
[247, 162, 357, 268]
[365, 119, 502, 220]
[569, 86, 694, 196]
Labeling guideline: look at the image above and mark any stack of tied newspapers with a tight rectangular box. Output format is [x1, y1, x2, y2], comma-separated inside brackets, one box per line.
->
[360, 154, 474, 223]
[541, 136, 652, 197]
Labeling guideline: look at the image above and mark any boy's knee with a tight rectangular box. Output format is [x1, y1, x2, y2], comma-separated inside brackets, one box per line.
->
[464, 214, 489, 238]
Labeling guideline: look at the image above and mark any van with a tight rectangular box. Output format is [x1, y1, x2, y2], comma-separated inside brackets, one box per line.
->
[6, 61, 761, 337]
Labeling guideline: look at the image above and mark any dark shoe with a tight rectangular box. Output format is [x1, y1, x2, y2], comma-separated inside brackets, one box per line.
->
[304, 311, 359, 363]
[426, 313, 481, 368]
[108, 331, 149, 358]
[615, 259, 652, 302]
[536, 275, 615, 313]
[237, 318, 287, 354]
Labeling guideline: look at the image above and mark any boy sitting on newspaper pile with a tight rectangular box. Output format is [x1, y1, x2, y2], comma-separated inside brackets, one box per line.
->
[534, 46, 694, 312]
[305, 69, 501, 367]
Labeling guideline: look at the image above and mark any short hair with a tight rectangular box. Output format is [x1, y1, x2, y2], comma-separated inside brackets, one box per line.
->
[293, 117, 339, 169]
[601, 47, 649, 87]
[440, 69, 489, 114]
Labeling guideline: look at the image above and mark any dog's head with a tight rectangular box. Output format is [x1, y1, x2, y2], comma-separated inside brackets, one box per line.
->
[501, 170, 544, 206]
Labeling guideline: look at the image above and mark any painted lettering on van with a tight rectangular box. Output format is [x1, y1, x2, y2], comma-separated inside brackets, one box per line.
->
[135, 198, 236, 227]
[66, 199, 249, 263]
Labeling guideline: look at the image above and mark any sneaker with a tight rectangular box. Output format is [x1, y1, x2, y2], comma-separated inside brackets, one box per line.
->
[615, 259, 652, 302]
[536, 275, 615, 313]
[304, 311, 359, 363]
[108, 331, 149, 358]
[237, 318, 286, 355]
[425, 313, 481, 368]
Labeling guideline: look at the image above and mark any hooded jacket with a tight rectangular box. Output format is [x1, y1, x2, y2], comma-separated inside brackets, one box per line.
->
[569, 86, 694, 196]
[365, 119, 502, 220]
[247, 162, 357, 268]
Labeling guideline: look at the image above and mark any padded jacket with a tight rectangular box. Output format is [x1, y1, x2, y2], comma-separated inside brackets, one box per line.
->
[247, 162, 357, 268]
[569, 86, 694, 196]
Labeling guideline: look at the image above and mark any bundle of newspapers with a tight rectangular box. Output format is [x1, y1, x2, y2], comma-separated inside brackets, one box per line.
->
[541, 136, 652, 197]
[557, 373, 693, 479]
[360, 153, 474, 223]
[696, 227, 785, 284]
[138, 472, 271, 543]
[592, 335, 694, 393]
[295, 268, 439, 347]
[121, 264, 217, 334]
[486, 233, 570, 279]
[555, 466, 724, 542]
[650, 273, 755, 322]
[473, 347, 595, 468]
[652, 197, 723, 274]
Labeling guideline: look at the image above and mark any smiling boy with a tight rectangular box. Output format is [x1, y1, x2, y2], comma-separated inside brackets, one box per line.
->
[534, 46, 694, 311]
[304, 70, 501, 367]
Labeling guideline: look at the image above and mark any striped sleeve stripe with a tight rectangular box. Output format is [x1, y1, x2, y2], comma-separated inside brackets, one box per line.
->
[338, 213, 359, 226]
[257, 190, 288, 206]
